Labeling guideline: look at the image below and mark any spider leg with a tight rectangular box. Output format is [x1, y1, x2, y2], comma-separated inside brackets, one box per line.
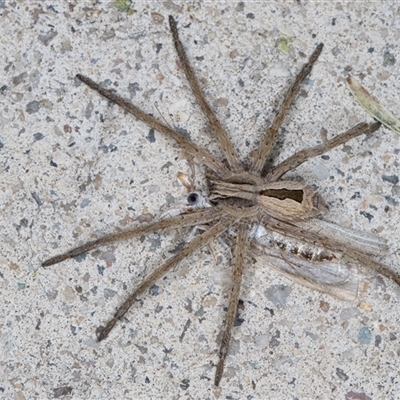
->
[215, 223, 248, 386]
[251, 44, 323, 173]
[97, 216, 234, 341]
[42, 207, 225, 267]
[349, 251, 400, 287]
[168, 16, 243, 173]
[76, 74, 230, 178]
[262, 214, 400, 287]
[267, 121, 381, 181]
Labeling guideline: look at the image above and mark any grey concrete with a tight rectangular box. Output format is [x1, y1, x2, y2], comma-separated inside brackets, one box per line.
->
[1, 1, 400, 399]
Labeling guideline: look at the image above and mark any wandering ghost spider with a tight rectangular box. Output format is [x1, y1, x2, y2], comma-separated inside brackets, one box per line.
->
[42, 16, 400, 386]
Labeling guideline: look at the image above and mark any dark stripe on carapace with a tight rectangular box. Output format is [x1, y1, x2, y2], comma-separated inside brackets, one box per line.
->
[259, 189, 304, 203]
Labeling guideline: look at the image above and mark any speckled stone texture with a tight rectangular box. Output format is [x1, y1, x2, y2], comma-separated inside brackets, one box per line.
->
[1, 1, 400, 399]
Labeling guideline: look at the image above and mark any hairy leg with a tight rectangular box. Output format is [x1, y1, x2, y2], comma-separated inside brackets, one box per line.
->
[42, 207, 226, 267]
[267, 121, 381, 181]
[261, 214, 400, 287]
[97, 217, 234, 341]
[214, 223, 248, 386]
[76, 74, 230, 178]
[251, 44, 323, 173]
[169, 16, 243, 172]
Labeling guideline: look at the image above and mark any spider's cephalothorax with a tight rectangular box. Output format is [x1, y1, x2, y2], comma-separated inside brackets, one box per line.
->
[208, 174, 329, 222]
[42, 16, 399, 386]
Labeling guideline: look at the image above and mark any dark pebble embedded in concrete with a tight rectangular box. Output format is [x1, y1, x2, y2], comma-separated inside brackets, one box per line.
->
[104, 288, 117, 299]
[33, 132, 44, 141]
[146, 128, 156, 143]
[382, 174, 399, 185]
[385, 195, 399, 206]
[149, 284, 159, 296]
[336, 367, 349, 381]
[360, 211, 373, 222]
[53, 387, 73, 398]
[73, 253, 87, 263]
[27, 101, 40, 114]
[383, 50, 396, 66]
[128, 82, 142, 97]
[31, 192, 43, 206]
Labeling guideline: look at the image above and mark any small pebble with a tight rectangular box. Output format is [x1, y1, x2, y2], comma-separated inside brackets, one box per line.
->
[357, 326, 372, 344]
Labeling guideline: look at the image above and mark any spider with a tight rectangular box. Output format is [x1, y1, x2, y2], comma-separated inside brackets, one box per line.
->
[42, 16, 400, 386]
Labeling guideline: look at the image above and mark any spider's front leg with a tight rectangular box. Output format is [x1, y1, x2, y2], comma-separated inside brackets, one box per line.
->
[75, 74, 230, 178]
[168, 16, 243, 173]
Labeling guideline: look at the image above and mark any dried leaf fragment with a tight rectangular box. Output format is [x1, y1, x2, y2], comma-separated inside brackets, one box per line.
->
[346, 76, 400, 134]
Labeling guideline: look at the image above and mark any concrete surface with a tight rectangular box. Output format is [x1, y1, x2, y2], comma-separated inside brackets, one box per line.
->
[1, 1, 400, 399]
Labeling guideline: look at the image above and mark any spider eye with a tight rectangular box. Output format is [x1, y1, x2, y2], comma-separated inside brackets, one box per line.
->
[187, 192, 199, 205]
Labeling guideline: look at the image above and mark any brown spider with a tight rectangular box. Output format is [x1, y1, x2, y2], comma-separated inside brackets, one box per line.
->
[42, 16, 400, 386]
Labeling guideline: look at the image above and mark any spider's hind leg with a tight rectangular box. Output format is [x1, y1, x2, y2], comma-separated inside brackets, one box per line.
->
[214, 223, 248, 386]
[97, 217, 233, 341]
